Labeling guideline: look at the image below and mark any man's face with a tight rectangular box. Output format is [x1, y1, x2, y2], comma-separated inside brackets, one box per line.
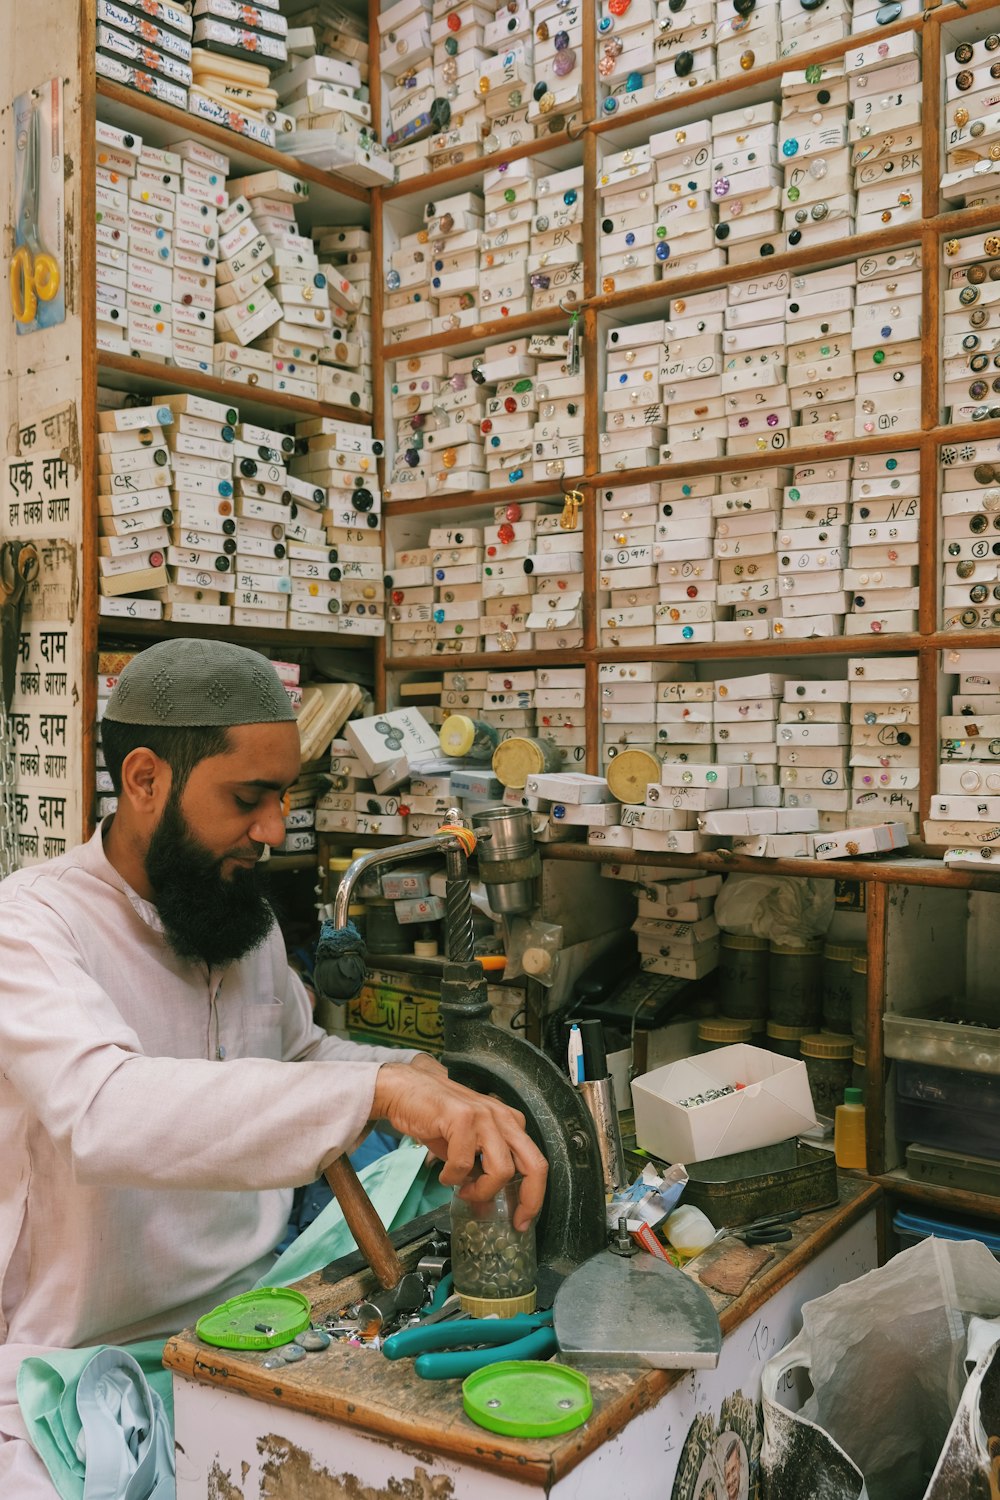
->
[144, 722, 301, 967]
[724, 1446, 741, 1500]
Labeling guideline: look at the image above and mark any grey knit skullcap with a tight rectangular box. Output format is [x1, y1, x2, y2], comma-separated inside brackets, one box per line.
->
[103, 638, 295, 727]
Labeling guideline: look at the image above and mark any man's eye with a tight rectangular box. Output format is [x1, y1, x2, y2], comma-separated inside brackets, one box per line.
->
[235, 796, 259, 811]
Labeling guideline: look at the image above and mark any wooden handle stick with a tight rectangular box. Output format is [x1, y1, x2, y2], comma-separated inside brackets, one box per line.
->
[324, 1156, 404, 1290]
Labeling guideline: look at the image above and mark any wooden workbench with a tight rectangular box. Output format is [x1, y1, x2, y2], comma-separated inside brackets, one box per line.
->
[165, 1178, 879, 1497]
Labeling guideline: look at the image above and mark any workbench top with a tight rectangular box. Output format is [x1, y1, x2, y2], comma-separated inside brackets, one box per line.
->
[163, 1177, 880, 1490]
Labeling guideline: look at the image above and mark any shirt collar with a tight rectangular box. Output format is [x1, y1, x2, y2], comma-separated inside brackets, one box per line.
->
[83, 817, 165, 934]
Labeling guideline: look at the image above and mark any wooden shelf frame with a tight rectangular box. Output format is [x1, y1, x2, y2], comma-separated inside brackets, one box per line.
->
[79, 0, 1000, 1248]
[95, 81, 370, 211]
[369, 0, 1000, 847]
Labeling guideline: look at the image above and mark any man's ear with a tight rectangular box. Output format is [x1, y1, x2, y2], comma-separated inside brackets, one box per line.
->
[119, 747, 171, 818]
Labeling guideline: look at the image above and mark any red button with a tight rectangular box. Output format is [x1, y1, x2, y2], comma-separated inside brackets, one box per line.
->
[504, 397, 517, 412]
[687, 585, 698, 598]
[487, 545, 497, 556]
[506, 503, 521, 521]
[447, 12, 461, 27]
[481, 419, 493, 433]
[392, 590, 404, 604]
[498, 522, 515, 543]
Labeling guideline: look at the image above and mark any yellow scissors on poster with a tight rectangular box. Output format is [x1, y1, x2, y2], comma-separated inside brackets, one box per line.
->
[10, 104, 60, 325]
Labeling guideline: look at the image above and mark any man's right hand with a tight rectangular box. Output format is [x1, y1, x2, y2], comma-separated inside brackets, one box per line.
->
[371, 1061, 548, 1232]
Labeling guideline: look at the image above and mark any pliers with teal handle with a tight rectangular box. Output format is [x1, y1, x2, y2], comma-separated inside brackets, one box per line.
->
[382, 1308, 557, 1380]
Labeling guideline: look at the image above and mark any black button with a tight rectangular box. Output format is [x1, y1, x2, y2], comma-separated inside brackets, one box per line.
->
[675, 50, 694, 74]
[876, 1, 901, 21]
[760, 242, 775, 255]
[817, 89, 830, 103]
[715, 223, 730, 239]
[788, 229, 802, 245]
[734, 0, 756, 13]
[602, 218, 614, 232]
[955, 43, 974, 64]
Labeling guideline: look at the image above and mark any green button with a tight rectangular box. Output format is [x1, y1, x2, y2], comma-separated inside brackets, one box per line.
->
[873, 350, 886, 364]
[504, 188, 516, 202]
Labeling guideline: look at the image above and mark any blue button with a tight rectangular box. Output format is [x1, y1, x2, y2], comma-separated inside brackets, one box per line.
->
[655, 242, 670, 260]
[881, 325, 892, 337]
[782, 139, 799, 157]
[682, 626, 694, 639]
[625, 232, 635, 246]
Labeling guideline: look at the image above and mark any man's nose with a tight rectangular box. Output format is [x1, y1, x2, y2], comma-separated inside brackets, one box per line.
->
[249, 804, 286, 848]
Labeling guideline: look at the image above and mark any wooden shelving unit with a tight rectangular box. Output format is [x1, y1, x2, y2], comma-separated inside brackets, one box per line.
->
[365, 0, 1000, 1228]
[54, 0, 1000, 1230]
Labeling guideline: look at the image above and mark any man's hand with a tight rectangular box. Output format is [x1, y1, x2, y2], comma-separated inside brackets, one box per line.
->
[406, 1051, 448, 1080]
[372, 1061, 548, 1232]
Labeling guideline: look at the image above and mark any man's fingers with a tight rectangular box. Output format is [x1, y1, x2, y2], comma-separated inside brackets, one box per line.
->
[508, 1137, 548, 1229]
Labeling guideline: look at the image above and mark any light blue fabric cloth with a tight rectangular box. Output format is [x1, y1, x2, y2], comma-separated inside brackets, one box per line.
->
[257, 1142, 451, 1290]
[17, 1143, 448, 1500]
[16, 1340, 173, 1500]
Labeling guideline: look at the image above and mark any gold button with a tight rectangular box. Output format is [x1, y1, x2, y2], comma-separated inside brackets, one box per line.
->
[740, 50, 754, 69]
[955, 108, 970, 126]
[987, 235, 1000, 256]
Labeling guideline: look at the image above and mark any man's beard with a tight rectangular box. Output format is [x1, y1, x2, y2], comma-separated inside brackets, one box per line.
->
[144, 792, 275, 967]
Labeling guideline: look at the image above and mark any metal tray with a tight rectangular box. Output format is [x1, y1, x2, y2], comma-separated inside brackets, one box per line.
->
[628, 1139, 839, 1229]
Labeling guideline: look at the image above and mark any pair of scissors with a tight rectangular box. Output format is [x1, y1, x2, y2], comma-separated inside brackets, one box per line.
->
[0, 542, 39, 711]
[382, 1302, 557, 1381]
[10, 103, 60, 325]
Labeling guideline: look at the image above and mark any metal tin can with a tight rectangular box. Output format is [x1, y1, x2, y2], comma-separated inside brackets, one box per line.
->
[768, 939, 823, 1028]
[492, 736, 564, 789]
[606, 748, 661, 805]
[822, 942, 858, 1033]
[718, 933, 770, 1021]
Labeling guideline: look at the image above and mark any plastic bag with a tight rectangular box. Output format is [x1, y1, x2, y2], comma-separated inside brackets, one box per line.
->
[761, 1237, 1000, 1500]
[504, 917, 563, 987]
[714, 872, 834, 946]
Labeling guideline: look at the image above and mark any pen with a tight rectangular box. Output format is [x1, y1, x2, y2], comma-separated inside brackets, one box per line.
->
[567, 1022, 585, 1085]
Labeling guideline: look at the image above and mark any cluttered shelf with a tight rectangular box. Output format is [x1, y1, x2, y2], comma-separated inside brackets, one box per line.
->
[382, 306, 569, 361]
[96, 617, 375, 651]
[876, 1171, 1000, 1227]
[94, 80, 369, 215]
[581, 425, 939, 493]
[383, 480, 580, 518]
[380, 130, 577, 205]
[539, 845, 1000, 893]
[384, 649, 582, 673]
[96, 354, 369, 431]
[590, 225, 923, 317]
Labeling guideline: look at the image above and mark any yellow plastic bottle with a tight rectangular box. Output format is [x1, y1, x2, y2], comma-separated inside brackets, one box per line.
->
[664, 1204, 717, 1260]
[834, 1087, 867, 1170]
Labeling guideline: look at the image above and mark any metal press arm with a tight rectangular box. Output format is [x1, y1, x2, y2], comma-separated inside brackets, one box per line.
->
[332, 812, 480, 962]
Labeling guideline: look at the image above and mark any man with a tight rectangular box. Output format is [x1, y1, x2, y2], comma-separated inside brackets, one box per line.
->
[723, 1435, 746, 1500]
[0, 639, 547, 1495]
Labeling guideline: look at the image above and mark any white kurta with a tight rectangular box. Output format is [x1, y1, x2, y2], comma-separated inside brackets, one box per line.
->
[0, 822, 409, 1358]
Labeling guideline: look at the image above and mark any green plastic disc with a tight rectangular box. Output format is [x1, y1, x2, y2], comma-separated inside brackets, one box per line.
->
[462, 1361, 593, 1438]
[195, 1288, 312, 1351]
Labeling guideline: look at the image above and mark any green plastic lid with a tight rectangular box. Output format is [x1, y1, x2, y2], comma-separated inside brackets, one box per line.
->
[195, 1288, 312, 1350]
[462, 1361, 593, 1438]
[844, 1087, 864, 1105]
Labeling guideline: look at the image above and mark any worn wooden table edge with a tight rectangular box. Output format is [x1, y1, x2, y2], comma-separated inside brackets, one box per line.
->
[163, 1178, 881, 1489]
